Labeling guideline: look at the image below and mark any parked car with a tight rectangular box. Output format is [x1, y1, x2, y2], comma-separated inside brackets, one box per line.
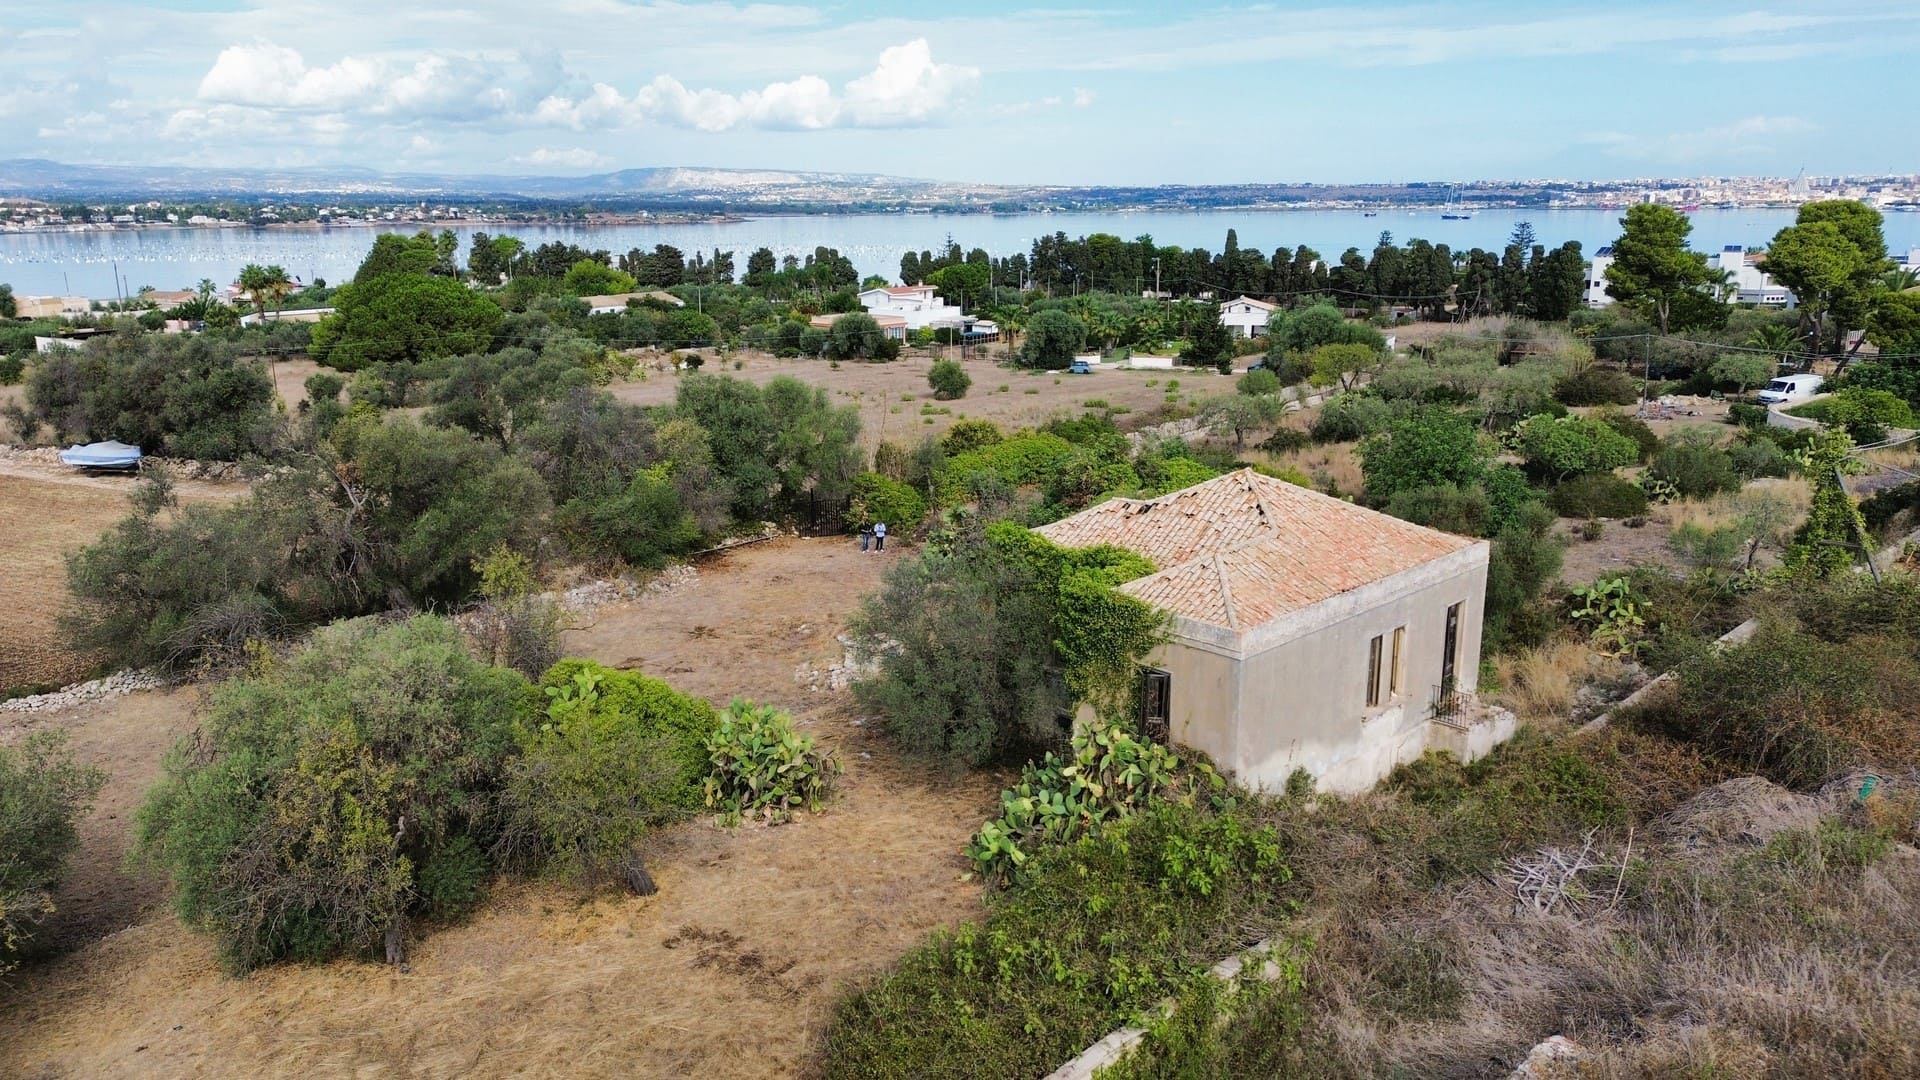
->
[1756, 373, 1824, 405]
[1068, 360, 1093, 374]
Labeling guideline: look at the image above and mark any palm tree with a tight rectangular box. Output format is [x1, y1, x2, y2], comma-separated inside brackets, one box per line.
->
[261, 265, 294, 317]
[1746, 323, 1802, 369]
[236, 264, 270, 322]
[1881, 266, 1920, 293]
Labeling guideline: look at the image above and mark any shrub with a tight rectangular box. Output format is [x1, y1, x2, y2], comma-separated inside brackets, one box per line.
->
[1627, 613, 1920, 789]
[1824, 387, 1916, 443]
[311, 272, 502, 371]
[849, 522, 1163, 767]
[1517, 414, 1641, 483]
[1021, 309, 1085, 370]
[927, 358, 970, 399]
[1384, 483, 1490, 537]
[557, 464, 699, 568]
[133, 616, 535, 971]
[1310, 393, 1394, 443]
[938, 433, 1078, 499]
[1595, 408, 1660, 462]
[1358, 407, 1490, 505]
[1551, 472, 1650, 518]
[940, 418, 1003, 456]
[0, 732, 107, 974]
[1729, 435, 1792, 479]
[501, 660, 716, 883]
[702, 700, 841, 824]
[1258, 426, 1310, 455]
[16, 333, 274, 460]
[1237, 368, 1282, 396]
[822, 803, 1290, 1079]
[1485, 504, 1566, 655]
[1552, 365, 1638, 406]
[845, 471, 928, 532]
[1727, 401, 1770, 429]
[1647, 432, 1739, 498]
[0, 352, 24, 385]
[966, 717, 1206, 883]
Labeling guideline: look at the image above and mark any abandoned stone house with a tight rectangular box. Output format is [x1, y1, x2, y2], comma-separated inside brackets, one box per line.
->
[1035, 468, 1513, 793]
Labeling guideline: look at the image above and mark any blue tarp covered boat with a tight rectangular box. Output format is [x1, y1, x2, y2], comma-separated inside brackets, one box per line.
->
[59, 440, 143, 469]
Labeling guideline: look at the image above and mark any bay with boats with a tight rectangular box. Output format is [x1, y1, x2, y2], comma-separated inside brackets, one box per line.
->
[4, 206, 1913, 299]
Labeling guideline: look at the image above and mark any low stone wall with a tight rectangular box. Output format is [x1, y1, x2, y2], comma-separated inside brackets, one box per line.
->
[0, 444, 247, 481]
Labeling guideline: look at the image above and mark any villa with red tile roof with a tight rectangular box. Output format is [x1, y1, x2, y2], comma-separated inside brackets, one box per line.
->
[1035, 468, 1512, 793]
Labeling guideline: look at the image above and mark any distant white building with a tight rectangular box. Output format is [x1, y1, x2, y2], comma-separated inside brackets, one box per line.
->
[1219, 296, 1277, 338]
[859, 284, 961, 331]
[1587, 244, 1795, 310]
[1713, 246, 1795, 309]
[1585, 247, 1614, 308]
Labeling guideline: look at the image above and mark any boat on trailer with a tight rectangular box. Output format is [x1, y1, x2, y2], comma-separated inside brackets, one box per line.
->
[58, 440, 143, 470]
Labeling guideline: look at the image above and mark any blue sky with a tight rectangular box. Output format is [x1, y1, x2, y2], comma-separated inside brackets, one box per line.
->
[0, 0, 1912, 183]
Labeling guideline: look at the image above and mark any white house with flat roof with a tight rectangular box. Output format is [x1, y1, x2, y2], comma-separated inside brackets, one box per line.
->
[1713, 246, 1795, 308]
[1035, 469, 1509, 794]
[1219, 296, 1277, 338]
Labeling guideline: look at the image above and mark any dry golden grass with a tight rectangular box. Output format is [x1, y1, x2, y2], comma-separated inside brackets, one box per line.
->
[0, 538, 1005, 1080]
[1492, 639, 1605, 726]
[1650, 477, 1812, 532]
[1260, 441, 1365, 497]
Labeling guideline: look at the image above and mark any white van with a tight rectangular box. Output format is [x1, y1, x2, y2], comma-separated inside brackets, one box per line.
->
[1756, 373, 1824, 405]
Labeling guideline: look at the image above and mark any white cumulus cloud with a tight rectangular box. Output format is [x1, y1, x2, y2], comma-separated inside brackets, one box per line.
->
[198, 43, 383, 110]
[533, 38, 976, 132]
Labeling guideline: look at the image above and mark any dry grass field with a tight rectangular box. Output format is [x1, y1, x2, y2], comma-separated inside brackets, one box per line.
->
[0, 538, 1007, 1080]
[0, 464, 241, 692]
[607, 350, 1225, 451]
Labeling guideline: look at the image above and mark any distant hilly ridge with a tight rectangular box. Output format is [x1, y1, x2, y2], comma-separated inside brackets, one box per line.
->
[0, 158, 938, 201]
[0, 158, 1586, 211]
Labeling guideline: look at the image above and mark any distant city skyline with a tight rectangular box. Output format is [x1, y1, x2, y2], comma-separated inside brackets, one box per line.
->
[2, 1, 1917, 185]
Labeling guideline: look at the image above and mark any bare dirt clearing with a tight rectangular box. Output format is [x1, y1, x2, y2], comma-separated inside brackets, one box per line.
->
[607, 350, 1221, 450]
[0, 537, 1005, 1080]
[0, 465, 242, 691]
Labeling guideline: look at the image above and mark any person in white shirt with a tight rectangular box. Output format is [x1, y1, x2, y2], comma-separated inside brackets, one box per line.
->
[873, 521, 887, 553]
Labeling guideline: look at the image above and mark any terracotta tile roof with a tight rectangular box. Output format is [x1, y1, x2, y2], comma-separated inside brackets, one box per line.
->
[1034, 468, 1473, 632]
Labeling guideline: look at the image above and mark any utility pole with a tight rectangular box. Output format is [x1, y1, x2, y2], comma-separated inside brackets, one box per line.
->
[1154, 256, 1161, 299]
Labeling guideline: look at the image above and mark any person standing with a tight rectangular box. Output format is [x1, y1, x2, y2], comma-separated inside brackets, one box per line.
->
[873, 520, 887, 553]
[859, 521, 873, 552]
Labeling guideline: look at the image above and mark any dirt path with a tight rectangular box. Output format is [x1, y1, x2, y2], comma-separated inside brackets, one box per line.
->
[0, 538, 1004, 1080]
[0, 688, 205, 951]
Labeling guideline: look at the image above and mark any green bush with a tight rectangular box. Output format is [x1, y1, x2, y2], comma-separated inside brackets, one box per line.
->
[822, 803, 1290, 1079]
[1729, 435, 1792, 479]
[0, 732, 107, 974]
[1551, 472, 1650, 518]
[501, 660, 717, 881]
[1258, 427, 1310, 455]
[1727, 401, 1770, 429]
[1647, 433, 1739, 498]
[16, 333, 274, 460]
[846, 471, 928, 532]
[1595, 408, 1660, 462]
[938, 433, 1078, 499]
[556, 464, 700, 567]
[1359, 407, 1490, 505]
[1824, 387, 1916, 443]
[1485, 504, 1567, 655]
[1237, 368, 1282, 396]
[133, 616, 535, 972]
[1517, 414, 1641, 483]
[940, 418, 1003, 456]
[702, 700, 841, 824]
[927, 358, 971, 399]
[966, 717, 1212, 883]
[1309, 393, 1395, 443]
[849, 522, 1162, 768]
[1552, 365, 1638, 406]
[1384, 483, 1490, 537]
[0, 352, 24, 385]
